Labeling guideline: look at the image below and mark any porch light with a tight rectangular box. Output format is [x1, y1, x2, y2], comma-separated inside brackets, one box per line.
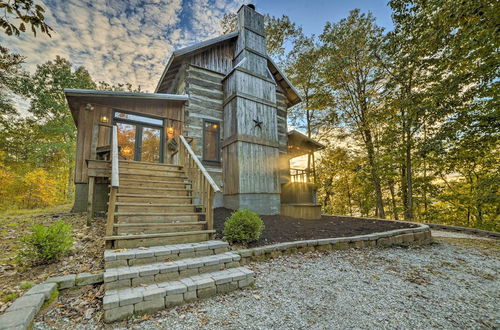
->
[211, 123, 218, 129]
[122, 146, 132, 155]
[100, 115, 109, 123]
[167, 127, 175, 139]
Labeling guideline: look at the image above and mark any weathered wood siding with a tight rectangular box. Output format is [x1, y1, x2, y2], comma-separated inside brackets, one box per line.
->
[183, 65, 225, 186]
[187, 42, 234, 75]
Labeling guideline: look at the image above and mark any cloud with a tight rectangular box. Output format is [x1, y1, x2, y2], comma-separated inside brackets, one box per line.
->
[1, 0, 242, 92]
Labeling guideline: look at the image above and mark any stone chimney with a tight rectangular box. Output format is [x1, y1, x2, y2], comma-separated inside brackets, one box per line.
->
[221, 4, 281, 214]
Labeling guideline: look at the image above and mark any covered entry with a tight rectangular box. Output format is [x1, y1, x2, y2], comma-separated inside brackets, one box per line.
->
[64, 89, 188, 213]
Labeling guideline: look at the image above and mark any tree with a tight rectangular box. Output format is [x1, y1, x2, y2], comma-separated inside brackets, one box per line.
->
[18, 56, 96, 199]
[320, 10, 387, 218]
[0, 46, 25, 125]
[97, 81, 142, 92]
[220, 13, 301, 62]
[286, 32, 332, 176]
[16, 168, 57, 208]
[0, 0, 52, 37]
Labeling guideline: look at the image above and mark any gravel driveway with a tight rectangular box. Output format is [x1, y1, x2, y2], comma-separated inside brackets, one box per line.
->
[36, 239, 499, 329]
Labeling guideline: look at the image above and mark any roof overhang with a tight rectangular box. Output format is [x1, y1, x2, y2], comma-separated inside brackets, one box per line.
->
[64, 89, 188, 125]
[267, 57, 301, 107]
[287, 130, 325, 158]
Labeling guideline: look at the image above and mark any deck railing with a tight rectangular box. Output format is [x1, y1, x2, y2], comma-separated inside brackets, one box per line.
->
[290, 168, 314, 183]
[178, 135, 221, 231]
[106, 125, 119, 237]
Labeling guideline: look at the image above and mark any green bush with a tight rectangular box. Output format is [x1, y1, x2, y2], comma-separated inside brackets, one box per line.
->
[223, 209, 264, 245]
[18, 220, 73, 265]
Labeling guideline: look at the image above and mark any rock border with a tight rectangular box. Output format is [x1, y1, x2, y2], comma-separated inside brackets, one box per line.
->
[234, 222, 432, 264]
[0, 222, 431, 329]
[0, 272, 103, 330]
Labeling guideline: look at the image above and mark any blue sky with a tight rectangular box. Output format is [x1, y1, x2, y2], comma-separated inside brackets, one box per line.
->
[2, 0, 393, 93]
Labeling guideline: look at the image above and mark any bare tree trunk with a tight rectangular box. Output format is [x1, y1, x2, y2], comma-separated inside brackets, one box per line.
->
[364, 129, 385, 218]
[405, 130, 413, 221]
[389, 180, 398, 220]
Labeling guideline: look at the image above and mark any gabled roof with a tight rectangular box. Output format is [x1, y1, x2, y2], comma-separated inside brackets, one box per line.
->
[154, 32, 238, 93]
[155, 32, 302, 107]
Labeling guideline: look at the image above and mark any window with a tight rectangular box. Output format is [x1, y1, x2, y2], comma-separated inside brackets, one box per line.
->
[203, 120, 220, 163]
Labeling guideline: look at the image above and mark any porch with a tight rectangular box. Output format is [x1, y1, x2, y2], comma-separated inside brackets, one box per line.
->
[281, 130, 324, 219]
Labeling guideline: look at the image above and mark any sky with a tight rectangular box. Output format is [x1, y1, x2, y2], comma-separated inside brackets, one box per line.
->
[2, 0, 393, 93]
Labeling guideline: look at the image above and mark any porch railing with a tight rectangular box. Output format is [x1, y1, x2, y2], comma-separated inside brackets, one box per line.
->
[290, 168, 314, 183]
[178, 135, 221, 231]
[106, 125, 119, 237]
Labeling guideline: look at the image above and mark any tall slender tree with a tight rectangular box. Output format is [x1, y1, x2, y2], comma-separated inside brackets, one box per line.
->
[320, 10, 386, 218]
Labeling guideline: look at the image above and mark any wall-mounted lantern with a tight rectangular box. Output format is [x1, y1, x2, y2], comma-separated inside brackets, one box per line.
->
[167, 127, 175, 139]
[100, 115, 109, 124]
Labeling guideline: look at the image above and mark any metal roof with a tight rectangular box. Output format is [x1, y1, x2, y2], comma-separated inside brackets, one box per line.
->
[64, 89, 188, 101]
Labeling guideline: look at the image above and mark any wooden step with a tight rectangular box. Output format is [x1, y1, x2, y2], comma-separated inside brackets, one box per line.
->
[119, 167, 186, 178]
[118, 160, 183, 170]
[116, 212, 203, 222]
[115, 203, 199, 213]
[114, 222, 207, 235]
[116, 186, 192, 195]
[116, 194, 193, 204]
[119, 178, 188, 189]
[106, 230, 215, 248]
[120, 173, 188, 182]
[119, 164, 185, 174]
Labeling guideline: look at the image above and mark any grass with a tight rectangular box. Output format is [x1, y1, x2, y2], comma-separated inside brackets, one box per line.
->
[19, 281, 35, 290]
[1, 292, 19, 303]
[0, 203, 73, 218]
[434, 237, 500, 252]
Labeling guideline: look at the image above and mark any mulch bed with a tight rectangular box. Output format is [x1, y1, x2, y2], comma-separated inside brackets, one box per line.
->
[214, 208, 417, 248]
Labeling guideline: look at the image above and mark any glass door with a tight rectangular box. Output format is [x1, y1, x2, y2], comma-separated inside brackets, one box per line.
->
[114, 111, 164, 163]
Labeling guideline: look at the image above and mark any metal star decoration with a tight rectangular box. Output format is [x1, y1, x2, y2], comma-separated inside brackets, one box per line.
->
[253, 117, 263, 129]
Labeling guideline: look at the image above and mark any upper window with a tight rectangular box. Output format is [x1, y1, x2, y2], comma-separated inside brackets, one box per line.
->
[114, 111, 163, 126]
[203, 120, 220, 163]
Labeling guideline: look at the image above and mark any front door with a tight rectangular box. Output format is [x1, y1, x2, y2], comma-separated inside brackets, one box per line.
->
[114, 111, 164, 163]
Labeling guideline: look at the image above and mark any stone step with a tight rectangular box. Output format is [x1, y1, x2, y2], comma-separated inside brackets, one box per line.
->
[106, 230, 214, 248]
[114, 222, 207, 235]
[103, 252, 241, 290]
[103, 267, 255, 323]
[104, 240, 229, 268]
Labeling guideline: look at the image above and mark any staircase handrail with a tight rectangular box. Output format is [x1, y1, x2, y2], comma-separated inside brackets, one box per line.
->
[178, 135, 220, 232]
[106, 125, 119, 237]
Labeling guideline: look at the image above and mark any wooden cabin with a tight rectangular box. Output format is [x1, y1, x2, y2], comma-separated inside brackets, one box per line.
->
[64, 4, 324, 248]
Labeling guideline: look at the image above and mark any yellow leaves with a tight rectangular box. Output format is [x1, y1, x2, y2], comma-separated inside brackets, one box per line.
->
[16, 169, 58, 209]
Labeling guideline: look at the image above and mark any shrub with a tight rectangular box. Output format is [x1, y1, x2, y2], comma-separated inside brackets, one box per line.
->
[223, 209, 264, 245]
[18, 220, 73, 265]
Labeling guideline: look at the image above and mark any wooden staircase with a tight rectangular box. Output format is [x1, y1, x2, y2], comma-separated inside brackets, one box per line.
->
[104, 127, 220, 249]
[104, 160, 213, 248]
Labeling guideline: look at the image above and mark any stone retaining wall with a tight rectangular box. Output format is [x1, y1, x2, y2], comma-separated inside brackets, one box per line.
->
[0, 223, 431, 329]
[235, 223, 432, 264]
[0, 273, 103, 330]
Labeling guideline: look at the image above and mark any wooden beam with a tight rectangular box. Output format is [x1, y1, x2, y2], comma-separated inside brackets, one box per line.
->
[86, 176, 95, 226]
